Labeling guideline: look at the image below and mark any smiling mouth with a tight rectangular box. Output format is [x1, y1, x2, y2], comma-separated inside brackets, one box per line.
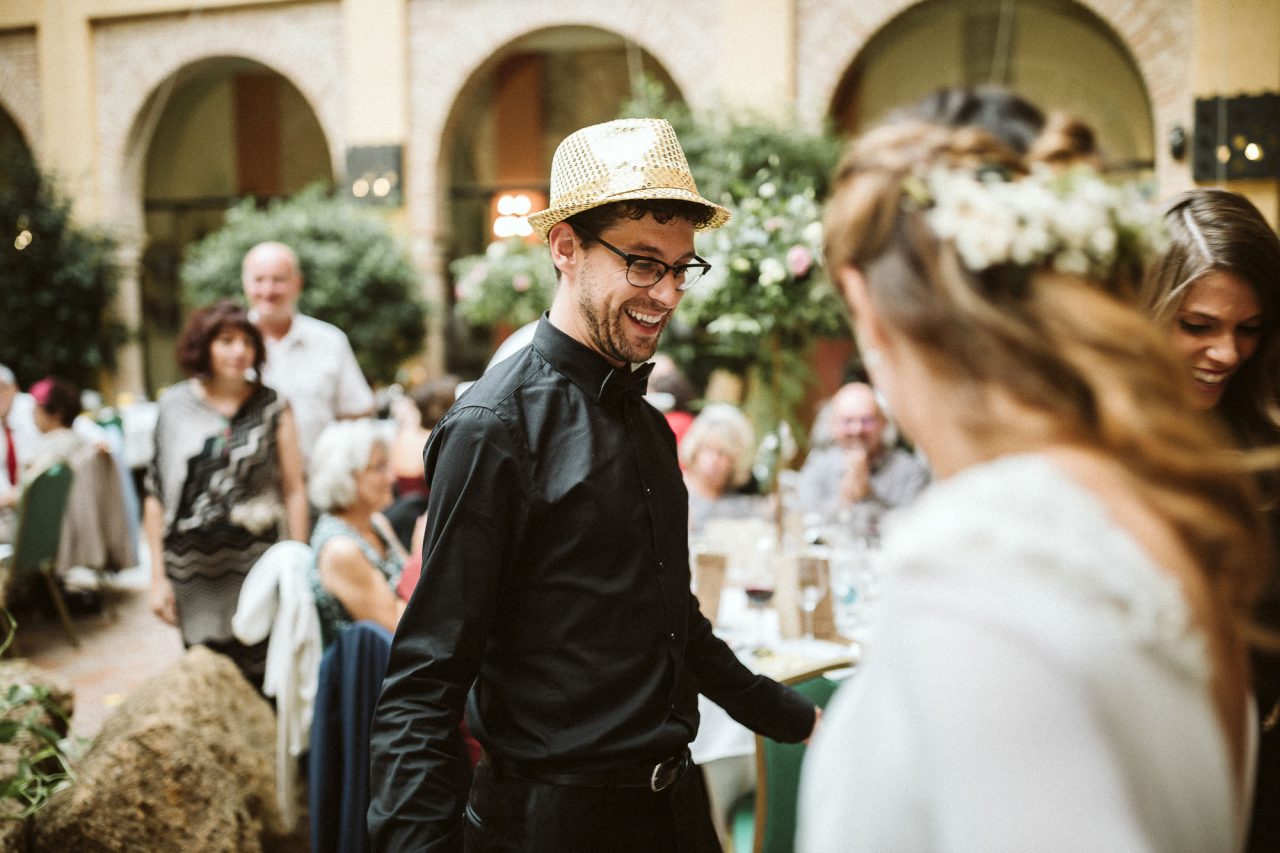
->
[1192, 368, 1229, 387]
[625, 306, 667, 328]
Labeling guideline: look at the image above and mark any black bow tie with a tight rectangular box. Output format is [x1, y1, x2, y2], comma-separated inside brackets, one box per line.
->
[597, 362, 655, 405]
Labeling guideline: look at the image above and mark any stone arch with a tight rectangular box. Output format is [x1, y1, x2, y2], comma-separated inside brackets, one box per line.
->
[404, 0, 719, 371]
[795, 0, 1192, 189]
[93, 3, 344, 239]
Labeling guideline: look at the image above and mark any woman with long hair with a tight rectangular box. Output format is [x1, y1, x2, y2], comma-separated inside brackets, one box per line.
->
[798, 121, 1269, 851]
[1140, 188, 1280, 851]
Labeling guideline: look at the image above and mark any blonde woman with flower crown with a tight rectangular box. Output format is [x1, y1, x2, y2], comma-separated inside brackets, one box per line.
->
[797, 121, 1269, 852]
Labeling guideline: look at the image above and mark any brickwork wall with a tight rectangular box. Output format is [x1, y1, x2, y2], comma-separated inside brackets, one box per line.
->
[794, 0, 1194, 191]
[0, 29, 40, 153]
[92, 1, 345, 237]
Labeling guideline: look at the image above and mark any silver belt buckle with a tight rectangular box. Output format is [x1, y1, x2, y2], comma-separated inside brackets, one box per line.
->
[649, 755, 678, 792]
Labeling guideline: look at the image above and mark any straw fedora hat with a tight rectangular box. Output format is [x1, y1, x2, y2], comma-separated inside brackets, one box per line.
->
[527, 117, 730, 240]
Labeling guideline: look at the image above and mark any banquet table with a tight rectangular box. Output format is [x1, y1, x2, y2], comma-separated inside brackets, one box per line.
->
[692, 586, 858, 849]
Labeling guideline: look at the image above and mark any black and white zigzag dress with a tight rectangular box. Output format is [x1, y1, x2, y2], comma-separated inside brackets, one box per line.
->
[147, 380, 286, 687]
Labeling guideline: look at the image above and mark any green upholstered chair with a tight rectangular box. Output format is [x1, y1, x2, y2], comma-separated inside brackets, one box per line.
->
[732, 660, 852, 853]
[2, 464, 77, 646]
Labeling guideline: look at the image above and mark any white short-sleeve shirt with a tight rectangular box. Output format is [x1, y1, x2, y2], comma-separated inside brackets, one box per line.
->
[260, 313, 374, 462]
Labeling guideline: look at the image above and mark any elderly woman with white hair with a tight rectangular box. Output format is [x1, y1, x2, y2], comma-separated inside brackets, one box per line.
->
[680, 403, 767, 537]
[308, 419, 408, 646]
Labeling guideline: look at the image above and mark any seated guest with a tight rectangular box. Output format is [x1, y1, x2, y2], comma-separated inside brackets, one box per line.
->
[389, 375, 459, 500]
[22, 377, 87, 486]
[308, 420, 407, 646]
[681, 403, 768, 537]
[384, 375, 457, 551]
[795, 381, 929, 532]
[648, 353, 699, 448]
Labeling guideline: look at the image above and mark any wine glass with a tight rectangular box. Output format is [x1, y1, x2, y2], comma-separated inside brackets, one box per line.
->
[797, 555, 830, 641]
[744, 545, 777, 657]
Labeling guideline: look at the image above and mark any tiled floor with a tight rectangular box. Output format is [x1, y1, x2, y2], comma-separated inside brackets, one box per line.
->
[12, 562, 184, 740]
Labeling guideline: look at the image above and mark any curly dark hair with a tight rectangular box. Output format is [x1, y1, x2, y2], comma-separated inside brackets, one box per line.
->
[566, 199, 718, 238]
[176, 299, 265, 380]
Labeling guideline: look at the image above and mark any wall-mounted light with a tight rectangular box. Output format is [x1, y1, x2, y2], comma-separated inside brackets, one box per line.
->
[345, 145, 404, 206]
[1168, 125, 1187, 161]
[1193, 93, 1279, 180]
[492, 192, 534, 239]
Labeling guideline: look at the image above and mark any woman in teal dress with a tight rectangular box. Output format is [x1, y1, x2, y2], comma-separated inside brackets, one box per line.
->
[307, 419, 407, 646]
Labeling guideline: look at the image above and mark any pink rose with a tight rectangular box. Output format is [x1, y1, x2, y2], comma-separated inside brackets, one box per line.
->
[786, 245, 813, 278]
[512, 273, 532, 292]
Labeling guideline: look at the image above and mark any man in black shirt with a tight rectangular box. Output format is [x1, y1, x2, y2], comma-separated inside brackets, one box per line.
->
[369, 118, 818, 852]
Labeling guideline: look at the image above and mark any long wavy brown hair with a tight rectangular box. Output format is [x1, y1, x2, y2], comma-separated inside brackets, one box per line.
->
[824, 120, 1272, 754]
[1140, 188, 1280, 452]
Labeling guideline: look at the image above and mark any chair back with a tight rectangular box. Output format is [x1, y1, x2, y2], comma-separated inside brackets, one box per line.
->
[12, 464, 74, 576]
[753, 661, 852, 853]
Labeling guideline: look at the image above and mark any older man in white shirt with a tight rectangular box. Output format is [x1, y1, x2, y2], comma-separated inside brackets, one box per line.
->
[242, 242, 374, 462]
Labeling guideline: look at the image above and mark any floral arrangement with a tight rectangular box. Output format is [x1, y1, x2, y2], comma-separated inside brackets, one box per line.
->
[911, 165, 1166, 288]
[683, 172, 847, 350]
[450, 238, 557, 329]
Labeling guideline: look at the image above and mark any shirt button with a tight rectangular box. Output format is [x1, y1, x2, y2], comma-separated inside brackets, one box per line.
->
[658, 562, 664, 569]
[669, 632, 677, 643]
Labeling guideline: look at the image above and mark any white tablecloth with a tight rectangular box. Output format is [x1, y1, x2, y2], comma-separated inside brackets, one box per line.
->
[692, 587, 857, 847]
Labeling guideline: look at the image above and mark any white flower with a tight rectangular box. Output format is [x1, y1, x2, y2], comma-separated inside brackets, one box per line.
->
[758, 182, 777, 199]
[707, 315, 763, 336]
[758, 257, 786, 285]
[230, 496, 282, 536]
[918, 166, 1157, 282]
[1053, 248, 1091, 276]
[802, 220, 823, 246]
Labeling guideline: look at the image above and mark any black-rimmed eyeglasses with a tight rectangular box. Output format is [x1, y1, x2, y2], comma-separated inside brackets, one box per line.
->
[575, 228, 712, 291]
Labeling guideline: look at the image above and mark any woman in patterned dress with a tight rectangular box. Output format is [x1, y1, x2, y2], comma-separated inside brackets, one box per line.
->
[144, 299, 308, 688]
[307, 419, 406, 647]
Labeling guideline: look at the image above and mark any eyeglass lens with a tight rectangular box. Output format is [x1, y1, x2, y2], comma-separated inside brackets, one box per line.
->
[625, 258, 707, 290]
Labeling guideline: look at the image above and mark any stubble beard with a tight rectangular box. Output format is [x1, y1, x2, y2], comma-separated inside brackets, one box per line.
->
[577, 267, 668, 366]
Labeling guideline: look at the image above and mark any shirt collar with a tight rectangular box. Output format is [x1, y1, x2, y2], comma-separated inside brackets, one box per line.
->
[531, 316, 653, 404]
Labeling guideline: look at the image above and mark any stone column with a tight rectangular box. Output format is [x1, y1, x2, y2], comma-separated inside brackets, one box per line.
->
[110, 236, 147, 402]
[716, 0, 796, 116]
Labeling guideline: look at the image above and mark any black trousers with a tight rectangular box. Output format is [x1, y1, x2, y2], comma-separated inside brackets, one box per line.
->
[463, 758, 721, 853]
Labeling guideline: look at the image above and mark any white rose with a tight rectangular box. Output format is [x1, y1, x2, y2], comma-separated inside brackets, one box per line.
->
[758, 257, 786, 285]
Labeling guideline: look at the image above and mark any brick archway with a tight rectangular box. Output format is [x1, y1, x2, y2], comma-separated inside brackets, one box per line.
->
[93, 3, 344, 238]
[404, 0, 718, 371]
[794, 0, 1192, 191]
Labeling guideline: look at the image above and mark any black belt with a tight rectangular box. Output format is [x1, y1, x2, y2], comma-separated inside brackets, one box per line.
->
[484, 750, 690, 792]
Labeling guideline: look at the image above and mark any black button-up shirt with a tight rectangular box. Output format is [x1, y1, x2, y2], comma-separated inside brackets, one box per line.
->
[369, 318, 815, 851]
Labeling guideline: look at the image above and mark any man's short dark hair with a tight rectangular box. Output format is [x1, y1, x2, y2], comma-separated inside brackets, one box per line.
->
[176, 299, 266, 379]
[566, 199, 717, 240]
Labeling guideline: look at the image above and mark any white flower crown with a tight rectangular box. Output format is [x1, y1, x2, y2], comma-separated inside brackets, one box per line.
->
[904, 166, 1166, 285]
